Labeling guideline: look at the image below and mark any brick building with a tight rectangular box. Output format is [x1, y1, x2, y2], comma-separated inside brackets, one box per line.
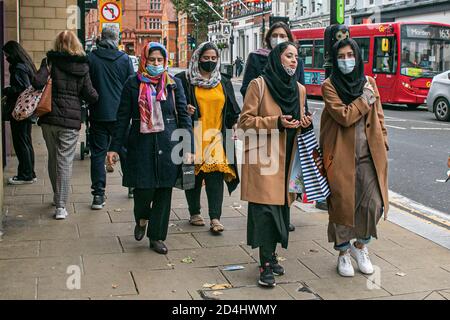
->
[85, 0, 164, 57]
[161, 0, 178, 66]
[177, 12, 194, 68]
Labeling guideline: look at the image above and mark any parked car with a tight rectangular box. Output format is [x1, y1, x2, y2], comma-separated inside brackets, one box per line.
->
[427, 70, 450, 121]
[129, 55, 139, 73]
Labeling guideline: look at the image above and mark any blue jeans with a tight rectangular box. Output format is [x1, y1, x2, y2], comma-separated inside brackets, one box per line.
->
[334, 237, 372, 252]
[90, 121, 128, 196]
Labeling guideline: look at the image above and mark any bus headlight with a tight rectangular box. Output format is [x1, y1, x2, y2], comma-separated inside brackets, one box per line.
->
[402, 82, 412, 90]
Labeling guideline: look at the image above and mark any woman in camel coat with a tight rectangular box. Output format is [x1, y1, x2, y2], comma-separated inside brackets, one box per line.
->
[239, 42, 311, 287]
[320, 38, 389, 278]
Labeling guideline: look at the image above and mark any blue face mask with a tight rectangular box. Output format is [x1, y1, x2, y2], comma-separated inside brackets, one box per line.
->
[146, 64, 165, 76]
[337, 58, 356, 75]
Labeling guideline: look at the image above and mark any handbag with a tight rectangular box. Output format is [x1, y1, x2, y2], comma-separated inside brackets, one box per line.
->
[35, 79, 52, 117]
[35, 60, 52, 117]
[171, 89, 196, 190]
[11, 85, 43, 121]
[297, 129, 330, 201]
[175, 163, 196, 190]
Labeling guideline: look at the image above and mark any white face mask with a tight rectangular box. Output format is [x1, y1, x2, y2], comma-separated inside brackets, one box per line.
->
[337, 58, 356, 74]
[283, 64, 296, 76]
[270, 37, 287, 49]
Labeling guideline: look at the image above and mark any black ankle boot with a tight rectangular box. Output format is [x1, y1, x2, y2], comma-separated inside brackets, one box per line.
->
[150, 240, 168, 255]
[134, 223, 146, 241]
[258, 262, 276, 287]
[269, 253, 285, 276]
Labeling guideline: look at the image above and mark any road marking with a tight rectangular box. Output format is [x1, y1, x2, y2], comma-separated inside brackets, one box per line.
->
[385, 119, 407, 122]
[385, 125, 406, 130]
[411, 127, 450, 130]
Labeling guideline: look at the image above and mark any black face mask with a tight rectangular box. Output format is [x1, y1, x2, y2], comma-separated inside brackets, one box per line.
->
[199, 61, 217, 73]
[6, 56, 14, 64]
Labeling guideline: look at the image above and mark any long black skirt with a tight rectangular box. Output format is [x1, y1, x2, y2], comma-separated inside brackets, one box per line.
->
[247, 202, 290, 249]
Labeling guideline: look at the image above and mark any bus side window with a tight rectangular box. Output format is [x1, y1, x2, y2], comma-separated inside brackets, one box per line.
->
[299, 40, 314, 68]
[353, 37, 370, 63]
[313, 40, 324, 69]
[373, 36, 397, 74]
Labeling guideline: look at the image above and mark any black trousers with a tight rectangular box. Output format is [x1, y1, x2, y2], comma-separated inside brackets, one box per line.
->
[185, 171, 224, 220]
[89, 121, 128, 196]
[133, 188, 173, 241]
[10, 118, 35, 180]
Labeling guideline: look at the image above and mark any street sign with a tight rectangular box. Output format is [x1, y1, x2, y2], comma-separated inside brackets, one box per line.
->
[222, 23, 231, 37]
[99, 0, 122, 32]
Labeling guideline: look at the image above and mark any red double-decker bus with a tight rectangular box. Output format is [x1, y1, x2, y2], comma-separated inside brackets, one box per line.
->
[292, 22, 450, 109]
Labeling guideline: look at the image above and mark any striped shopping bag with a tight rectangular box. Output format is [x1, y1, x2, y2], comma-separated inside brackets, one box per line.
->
[297, 130, 331, 201]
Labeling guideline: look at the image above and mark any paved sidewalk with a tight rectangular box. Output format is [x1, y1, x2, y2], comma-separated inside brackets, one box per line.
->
[0, 125, 450, 300]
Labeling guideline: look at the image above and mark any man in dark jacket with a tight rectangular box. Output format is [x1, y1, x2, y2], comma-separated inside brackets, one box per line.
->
[88, 25, 134, 210]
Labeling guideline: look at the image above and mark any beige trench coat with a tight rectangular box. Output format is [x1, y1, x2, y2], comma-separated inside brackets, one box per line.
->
[320, 76, 389, 227]
[238, 77, 306, 206]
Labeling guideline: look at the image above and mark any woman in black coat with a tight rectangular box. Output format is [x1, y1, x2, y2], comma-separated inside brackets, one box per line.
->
[2, 41, 37, 185]
[175, 42, 240, 234]
[108, 42, 193, 254]
[32, 31, 98, 220]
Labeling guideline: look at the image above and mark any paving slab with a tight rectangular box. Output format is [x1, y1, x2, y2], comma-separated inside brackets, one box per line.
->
[0, 256, 82, 279]
[78, 222, 134, 238]
[2, 224, 79, 241]
[132, 268, 228, 299]
[375, 267, 450, 296]
[39, 211, 112, 225]
[39, 237, 122, 257]
[373, 247, 450, 270]
[0, 276, 37, 300]
[167, 246, 255, 268]
[279, 282, 321, 300]
[304, 275, 392, 300]
[192, 230, 247, 248]
[438, 289, 450, 300]
[365, 291, 432, 300]
[37, 271, 137, 299]
[119, 234, 201, 252]
[82, 252, 171, 274]
[0, 240, 39, 259]
[4, 195, 43, 205]
[424, 292, 447, 300]
[200, 285, 293, 300]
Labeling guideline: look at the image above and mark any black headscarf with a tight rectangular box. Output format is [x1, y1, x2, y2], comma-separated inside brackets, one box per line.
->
[262, 42, 300, 120]
[330, 38, 367, 105]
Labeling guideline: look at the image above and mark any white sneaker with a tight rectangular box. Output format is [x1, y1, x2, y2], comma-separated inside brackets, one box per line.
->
[350, 243, 374, 275]
[54, 208, 68, 220]
[7, 176, 35, 185]
[337, 251, 355, 277]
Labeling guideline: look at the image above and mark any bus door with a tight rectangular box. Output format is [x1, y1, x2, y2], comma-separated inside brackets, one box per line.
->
[372, 36, 398, 103]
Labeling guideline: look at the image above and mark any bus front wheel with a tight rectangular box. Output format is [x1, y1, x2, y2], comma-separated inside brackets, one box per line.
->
[407, 104, 420, 110]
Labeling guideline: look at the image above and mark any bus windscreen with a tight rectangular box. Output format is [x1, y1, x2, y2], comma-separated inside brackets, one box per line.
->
[401, 24, 450, 78]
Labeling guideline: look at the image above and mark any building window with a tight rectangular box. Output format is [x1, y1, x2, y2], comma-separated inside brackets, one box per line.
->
[311, 0, 315, 13]
[149, 0, 161, 11]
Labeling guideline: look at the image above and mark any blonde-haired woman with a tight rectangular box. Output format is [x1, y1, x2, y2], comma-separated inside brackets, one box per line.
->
[32, 30, 98, 220]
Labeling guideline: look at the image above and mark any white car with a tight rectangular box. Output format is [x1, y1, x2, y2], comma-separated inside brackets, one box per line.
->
[129, 55, 139, 73]
[427, 70, 450, 121]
